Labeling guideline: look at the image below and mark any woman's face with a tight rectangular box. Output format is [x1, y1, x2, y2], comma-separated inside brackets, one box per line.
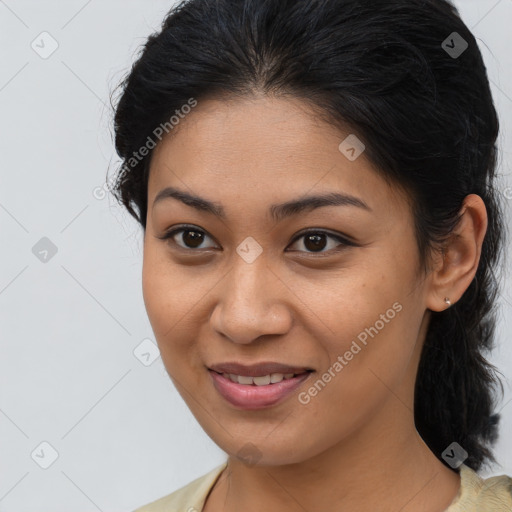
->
[142, 95, 433, 465]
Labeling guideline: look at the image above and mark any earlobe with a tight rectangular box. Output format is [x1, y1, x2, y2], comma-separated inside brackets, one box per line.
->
[425, 194, 488, 312]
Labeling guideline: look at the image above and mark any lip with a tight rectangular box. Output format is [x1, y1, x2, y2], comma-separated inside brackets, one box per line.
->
[208, 369, 313, 410]
[208, 361, 313, 377]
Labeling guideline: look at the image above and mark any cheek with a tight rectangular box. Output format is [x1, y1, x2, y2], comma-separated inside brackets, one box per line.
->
[294, 308, 415, 450]
[141, 242, 213, 371]
[141, 243, 191, 347]
[141, 246, 168, 331]
[142, 241, 192, 323]
[307, 259, 419, 404]
[296, 263, 405, 350]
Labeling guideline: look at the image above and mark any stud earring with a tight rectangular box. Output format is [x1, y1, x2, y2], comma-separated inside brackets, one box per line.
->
[444, 297, 451, 306]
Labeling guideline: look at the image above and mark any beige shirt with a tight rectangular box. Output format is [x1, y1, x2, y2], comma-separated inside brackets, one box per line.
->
[133, 461, 512, 511]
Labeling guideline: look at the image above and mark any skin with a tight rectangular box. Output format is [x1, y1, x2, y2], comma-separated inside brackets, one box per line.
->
[142, 94, 488, 512]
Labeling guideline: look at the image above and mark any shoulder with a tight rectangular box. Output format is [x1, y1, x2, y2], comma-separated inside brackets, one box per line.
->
[446, 464, 512, 512]
[132, 462, 227, 512]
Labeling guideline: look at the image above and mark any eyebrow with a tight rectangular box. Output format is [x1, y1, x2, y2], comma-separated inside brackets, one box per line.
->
[152, 186, 372, 223]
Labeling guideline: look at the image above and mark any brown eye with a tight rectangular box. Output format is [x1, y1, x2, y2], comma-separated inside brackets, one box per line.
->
[179, 229, 205, 248]
[159, 225, 218, 250]
[287, 230, 354, 254]
[304, 233, 328, 252]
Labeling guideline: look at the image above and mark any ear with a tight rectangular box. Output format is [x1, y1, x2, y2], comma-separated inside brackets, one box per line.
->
[425, 194, 488, 312]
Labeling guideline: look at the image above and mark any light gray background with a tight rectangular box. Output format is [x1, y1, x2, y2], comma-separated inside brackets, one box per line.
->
[0, 1, 511, 511]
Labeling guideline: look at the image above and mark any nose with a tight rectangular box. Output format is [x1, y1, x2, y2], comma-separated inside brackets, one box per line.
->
[209, 254, 293, 344]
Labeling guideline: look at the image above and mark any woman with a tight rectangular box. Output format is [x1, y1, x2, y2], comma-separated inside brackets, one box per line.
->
[110, 0, 512, 510]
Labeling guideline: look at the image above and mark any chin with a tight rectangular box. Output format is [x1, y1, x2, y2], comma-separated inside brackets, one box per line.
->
[215, 435, 314, 468]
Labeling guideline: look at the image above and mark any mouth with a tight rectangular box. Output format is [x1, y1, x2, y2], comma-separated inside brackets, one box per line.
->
[208, 367, 314, 410]
[210, 369, 311, 385]
[208, 361, 314, 378]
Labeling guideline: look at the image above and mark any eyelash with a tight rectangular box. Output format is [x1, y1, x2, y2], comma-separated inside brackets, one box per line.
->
[157, 224, 356, 255]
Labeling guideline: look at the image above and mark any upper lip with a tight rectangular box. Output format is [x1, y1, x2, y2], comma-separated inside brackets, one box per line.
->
[208, 361, 313, 377]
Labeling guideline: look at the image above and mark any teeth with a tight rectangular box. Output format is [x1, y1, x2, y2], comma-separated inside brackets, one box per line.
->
[222, 372, 300, 385]
[253, 374, 271, 385]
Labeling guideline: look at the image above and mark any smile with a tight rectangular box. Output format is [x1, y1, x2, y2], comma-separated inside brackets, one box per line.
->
[217, 371, 305, 385]
[208, 369, 313, 410]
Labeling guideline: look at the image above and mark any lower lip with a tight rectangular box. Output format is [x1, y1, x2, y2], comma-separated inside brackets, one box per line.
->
[208, 370, 312, 410]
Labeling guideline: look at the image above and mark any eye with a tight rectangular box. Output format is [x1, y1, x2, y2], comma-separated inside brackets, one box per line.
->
[157, 225, 356, 255]
[158, 225, 219, 251]
[287, 230, 355, 254]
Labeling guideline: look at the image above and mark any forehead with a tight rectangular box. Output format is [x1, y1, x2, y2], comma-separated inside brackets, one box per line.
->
[147, 95, 408, 218]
